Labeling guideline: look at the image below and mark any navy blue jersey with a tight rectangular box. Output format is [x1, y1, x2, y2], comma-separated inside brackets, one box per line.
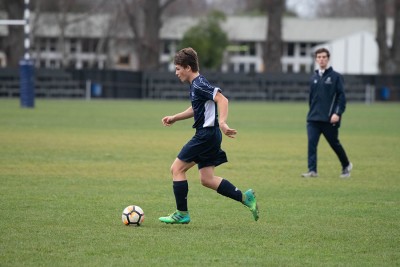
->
[190, 75, 221, 129]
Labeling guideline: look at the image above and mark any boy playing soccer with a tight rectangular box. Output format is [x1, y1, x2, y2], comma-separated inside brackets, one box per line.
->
[159, 47, 259, 224]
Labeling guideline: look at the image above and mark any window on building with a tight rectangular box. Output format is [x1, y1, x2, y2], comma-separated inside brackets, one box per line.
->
[287, 64, 294, 73]
[287, 42, 295, 56]
[49, 38, 57, 52]
[248, 42, 256, 56]
[92, 39, 99, 53]
[239, 43, 247, 56]
[163, 40, 172, 54]
[300, 43, 307, 56]
[249, 63, 256, 73]
[238, 42, 255, 56]
[82, 39, 99, 53]
[100, 41, 108, 54]
[82, 61, 90, 68]
[68, 60, 76, 69]
[39, 38, 47, 52]
[228, 63, 235, 72]
[70, 38, 77, 53]
[49, 60, 57, 68]
[239, 63, 245, 72]
[30, 42, 35, 51]
[300, 64, 307, 73]
[82, 39, 89, 53]
[227, 43, 238, 56]
[309, 64, 314, 73]
[161, 62, 169, 71]
[118, 55, 130, 65]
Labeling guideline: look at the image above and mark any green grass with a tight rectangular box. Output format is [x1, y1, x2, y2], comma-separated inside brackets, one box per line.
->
[0, 99, 399, 266]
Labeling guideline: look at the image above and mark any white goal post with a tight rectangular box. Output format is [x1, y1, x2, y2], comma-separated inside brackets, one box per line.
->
[0, 0, 34, 108]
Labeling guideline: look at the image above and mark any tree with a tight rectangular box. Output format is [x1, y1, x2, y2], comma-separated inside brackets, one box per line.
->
[3, 0, 25, 67]
[375, 0, 400, 74]
[121, 0, 176, 71]
[179, 11, 228, 71]
[263, 0, 285, 73]
[163, 0, 208, 17]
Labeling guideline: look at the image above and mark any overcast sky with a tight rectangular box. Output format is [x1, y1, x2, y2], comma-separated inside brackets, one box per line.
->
[286, 0, 317, 18]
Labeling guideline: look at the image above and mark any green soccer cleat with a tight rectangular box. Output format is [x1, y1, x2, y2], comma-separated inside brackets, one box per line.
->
[243, 189, 259, 221]
[159, 210, 190, 224]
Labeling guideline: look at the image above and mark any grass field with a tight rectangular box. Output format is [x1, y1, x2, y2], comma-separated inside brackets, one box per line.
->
[0, 99, 399, 266]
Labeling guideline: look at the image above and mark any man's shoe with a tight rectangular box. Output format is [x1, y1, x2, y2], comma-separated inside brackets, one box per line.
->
[243, 189, 259, 221]
[340, 162, 353, 178]
[159, 210, 190, 224]
[301, 171, 318, 177]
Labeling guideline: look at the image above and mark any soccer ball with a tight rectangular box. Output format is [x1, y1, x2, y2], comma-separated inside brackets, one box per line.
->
[122, 205, 145, 226]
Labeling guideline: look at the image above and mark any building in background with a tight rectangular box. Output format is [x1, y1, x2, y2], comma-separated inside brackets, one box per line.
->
[313, 31, 378, 74]
[162, 16, 392, 74]
[0, 13, 393, 74]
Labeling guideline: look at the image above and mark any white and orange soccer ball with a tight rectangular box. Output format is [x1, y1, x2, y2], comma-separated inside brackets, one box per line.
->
[122, 205, 145, 226]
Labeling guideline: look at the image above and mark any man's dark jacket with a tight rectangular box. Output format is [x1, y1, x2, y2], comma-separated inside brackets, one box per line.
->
[307, 66, 346, 125]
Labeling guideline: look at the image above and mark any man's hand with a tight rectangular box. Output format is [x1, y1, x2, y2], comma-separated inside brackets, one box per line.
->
[330, 114, 340, 124]
[220, 122, 237, 138]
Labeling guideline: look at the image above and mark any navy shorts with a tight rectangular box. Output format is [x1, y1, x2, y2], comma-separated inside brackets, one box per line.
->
[178, 127, 228, 169]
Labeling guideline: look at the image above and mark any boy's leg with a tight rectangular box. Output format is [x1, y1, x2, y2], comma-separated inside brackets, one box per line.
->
[159, 158, 195, 224]
[199, 167, 259, 221]
[173, 180, 188, 211]
[170, 158, 196, 211]
[199, 167, 241, 201]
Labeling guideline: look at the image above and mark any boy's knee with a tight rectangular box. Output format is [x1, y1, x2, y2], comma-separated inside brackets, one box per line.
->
[170, 161, 188, 176]
[170, 164, 181, 176]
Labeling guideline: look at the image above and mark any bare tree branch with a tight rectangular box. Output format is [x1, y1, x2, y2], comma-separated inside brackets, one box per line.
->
[160, 0, 176, 12]
[392, 0, 400, 72]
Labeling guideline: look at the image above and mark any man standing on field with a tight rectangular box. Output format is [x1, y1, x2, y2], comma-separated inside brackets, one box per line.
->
[159, 47, 259, 224]
[301, 48, 352, 178]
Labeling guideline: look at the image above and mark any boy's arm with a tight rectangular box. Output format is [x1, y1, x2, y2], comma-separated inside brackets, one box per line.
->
[162, 106, 194, 126]
[214, 92, 237, 138]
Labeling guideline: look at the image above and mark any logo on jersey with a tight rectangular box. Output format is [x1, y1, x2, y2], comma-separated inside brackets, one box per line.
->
[325, 77, 332, 84]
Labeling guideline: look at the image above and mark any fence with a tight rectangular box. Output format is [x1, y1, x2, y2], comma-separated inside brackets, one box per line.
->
[0, 68, 84, 98]
[142, 71, 382, 102]
[1, 68, 399, 102]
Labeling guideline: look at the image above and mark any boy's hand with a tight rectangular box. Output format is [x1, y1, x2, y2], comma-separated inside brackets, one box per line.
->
[162, 116, 175, 126]
[220, 122, 237, 138]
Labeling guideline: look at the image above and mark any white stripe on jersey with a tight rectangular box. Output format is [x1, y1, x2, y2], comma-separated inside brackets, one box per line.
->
[192, 80, 214, 96]
[202, 88, 220, 128]
[203, 100, 216, 127]
[213, 87, 220, 98]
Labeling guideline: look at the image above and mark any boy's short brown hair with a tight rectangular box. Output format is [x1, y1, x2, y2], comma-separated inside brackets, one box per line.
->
[174, 47, 199, 72]
[314, 48, 330, 58]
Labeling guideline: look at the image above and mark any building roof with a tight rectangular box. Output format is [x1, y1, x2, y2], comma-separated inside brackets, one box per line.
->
[162, 16, 393, 43]
[283, 17, 381, 42]
[33, 13, 113, 38]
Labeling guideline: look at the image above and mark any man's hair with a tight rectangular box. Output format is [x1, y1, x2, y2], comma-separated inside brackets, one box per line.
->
[314, 48, 330, 58]
[174, 47, 199, 72]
